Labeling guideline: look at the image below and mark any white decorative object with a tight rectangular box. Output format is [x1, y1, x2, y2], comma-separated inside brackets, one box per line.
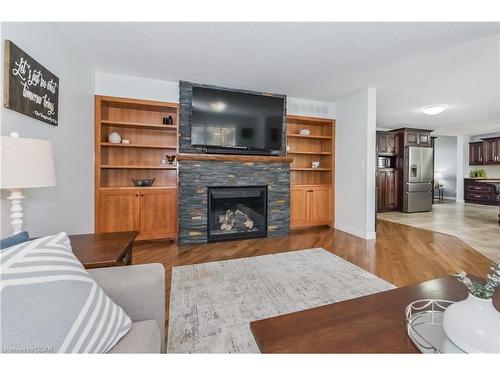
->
[443, 293, 500, 353]
[312, 161, 320, 168]
[108, 132, 121, 144]
[299, 129, 310, 136]
[405, 299, 464, 353]
[121, 139, 130, 144]
[1, 133, 56, 234]
[442, 267, 500, 353]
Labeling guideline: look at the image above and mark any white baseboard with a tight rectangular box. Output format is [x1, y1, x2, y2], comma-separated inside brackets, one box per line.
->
[334, 223, 376, 240]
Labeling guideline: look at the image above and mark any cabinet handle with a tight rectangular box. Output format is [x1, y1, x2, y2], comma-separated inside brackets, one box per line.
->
[141, 194, 144, 197]
[307, 190, 313, 192]
[135, 194, 139, 197]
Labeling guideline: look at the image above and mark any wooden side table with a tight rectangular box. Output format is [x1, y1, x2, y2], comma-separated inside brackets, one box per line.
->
[434, 186, 445, 203]
[69, 231, 138, 269]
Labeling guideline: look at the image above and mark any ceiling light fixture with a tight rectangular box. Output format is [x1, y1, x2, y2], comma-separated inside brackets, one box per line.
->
[421, 104, 448, 115]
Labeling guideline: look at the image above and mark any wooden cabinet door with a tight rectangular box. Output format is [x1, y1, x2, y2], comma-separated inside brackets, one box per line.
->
[290, 187, 310, 228]
[377, 171, 387, 210]
[98, 189, 140, 233]
[377, 133, 388, 154]
[377, 170, 398, 212]
[496, 138, 500, 163]
[138, 188, 177, 240]
[484, 140, 494, 164]
[469, 142, 484, 165]
[484, 138, 500, 164]
[309, 186, 332, 226]
[387, 134, 396, 154]
[377, 133, 396, 155]
[406, 131, 419, 146]
[385, 170, 396, 209]
[417, 132, 431, 147]
[405, 130, 431, 147]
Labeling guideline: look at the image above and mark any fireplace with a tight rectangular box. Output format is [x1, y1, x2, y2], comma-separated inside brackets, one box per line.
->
[207, 186, 268, 242]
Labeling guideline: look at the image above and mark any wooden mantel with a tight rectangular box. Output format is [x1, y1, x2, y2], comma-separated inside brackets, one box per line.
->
[177, 153, 294, 163]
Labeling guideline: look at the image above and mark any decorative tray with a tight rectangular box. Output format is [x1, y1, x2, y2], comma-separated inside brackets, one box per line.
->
[405, 299, 464, 353]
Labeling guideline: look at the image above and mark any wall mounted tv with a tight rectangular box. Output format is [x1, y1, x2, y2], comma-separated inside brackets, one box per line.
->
[191, 86, 285, 155]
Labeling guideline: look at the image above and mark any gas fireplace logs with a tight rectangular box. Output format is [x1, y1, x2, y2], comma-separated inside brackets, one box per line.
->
[218, 204, 262, 232]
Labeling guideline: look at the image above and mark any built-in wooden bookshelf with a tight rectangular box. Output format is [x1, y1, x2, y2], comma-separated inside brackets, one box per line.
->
[94, 96, 179, 240]
[95, 96, 179, 188]
[286, 115, 335, 229]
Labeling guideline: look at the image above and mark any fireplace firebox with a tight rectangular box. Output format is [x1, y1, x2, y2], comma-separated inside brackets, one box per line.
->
[207, 186, 268, 242]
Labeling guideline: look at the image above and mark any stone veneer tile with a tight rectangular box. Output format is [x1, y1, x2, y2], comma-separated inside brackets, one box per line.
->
[179, 160, 290, 244]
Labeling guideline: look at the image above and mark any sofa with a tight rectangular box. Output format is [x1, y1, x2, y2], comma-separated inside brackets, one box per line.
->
[87, 263, 165, 353]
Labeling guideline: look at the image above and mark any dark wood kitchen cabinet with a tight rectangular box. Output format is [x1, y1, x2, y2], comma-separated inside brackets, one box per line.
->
[376, 132, 397, 155]
[483, 137, 500, 164]
[464, 179, 498, 205]
[469, 141, 484, 165]
[377, 169, 398, 211]
[404, 129, 432, 147]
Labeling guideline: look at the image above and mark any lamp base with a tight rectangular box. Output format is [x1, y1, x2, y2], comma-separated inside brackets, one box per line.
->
[6, 189, 25, 235]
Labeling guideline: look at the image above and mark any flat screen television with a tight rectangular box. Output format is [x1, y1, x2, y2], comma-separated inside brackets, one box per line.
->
[191, 86, 285, 155]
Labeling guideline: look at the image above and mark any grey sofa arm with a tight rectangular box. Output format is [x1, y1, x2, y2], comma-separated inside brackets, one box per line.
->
[87, 263, 165, 351]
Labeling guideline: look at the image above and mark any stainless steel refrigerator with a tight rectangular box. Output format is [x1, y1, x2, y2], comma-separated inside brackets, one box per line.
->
[403, 146, 433, 213]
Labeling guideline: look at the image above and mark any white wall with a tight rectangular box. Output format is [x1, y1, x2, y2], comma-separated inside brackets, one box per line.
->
[95, 72, 336, 118]
[1, 23, 94, 237]
[434, 136, 457, 198]
[332, 89, 377, 240]
[95, 72, 179, 103]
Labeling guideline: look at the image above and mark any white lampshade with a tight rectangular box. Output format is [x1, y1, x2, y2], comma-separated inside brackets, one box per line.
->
[1, 134, 56, 189]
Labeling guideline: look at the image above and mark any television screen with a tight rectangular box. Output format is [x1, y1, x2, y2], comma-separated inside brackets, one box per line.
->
[191, 86, 285, 153]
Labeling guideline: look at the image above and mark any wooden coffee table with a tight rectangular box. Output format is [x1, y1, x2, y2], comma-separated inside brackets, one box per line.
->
[250, 276, 500, 353]
[69, 231, 138, 269]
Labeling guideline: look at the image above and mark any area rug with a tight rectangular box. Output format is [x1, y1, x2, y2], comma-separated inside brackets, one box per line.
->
[167, 248, 395, 353]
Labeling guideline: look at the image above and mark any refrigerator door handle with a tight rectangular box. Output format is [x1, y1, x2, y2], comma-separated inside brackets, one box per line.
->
[410, 164, 418, 178]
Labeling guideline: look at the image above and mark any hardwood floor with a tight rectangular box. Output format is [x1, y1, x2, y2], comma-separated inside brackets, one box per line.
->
[133, 219, 493, 335]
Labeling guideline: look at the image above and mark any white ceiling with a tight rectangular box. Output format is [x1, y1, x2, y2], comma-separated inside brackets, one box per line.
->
[56, 22, 500, 136]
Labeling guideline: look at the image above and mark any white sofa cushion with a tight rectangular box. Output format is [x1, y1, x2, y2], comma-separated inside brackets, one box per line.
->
[0, 232, 131, 353]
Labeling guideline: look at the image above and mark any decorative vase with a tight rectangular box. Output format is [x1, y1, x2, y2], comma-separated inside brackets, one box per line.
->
[443, 293, 500, 353]
[166, 154, 176, 164]
[108, 132, 121, 144]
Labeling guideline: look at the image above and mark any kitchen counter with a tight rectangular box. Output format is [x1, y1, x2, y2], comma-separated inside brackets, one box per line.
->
[465, 178, 500, 182]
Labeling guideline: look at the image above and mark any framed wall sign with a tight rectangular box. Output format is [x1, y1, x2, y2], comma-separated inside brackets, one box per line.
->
[3, 40, 59, 126]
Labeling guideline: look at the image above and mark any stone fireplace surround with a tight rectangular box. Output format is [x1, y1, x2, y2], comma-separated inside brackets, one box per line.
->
[178, 81, 291, 245]
[178, 160, 290, 244]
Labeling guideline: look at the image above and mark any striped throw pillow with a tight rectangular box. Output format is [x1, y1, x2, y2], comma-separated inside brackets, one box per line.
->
[0, 232, 131, 353]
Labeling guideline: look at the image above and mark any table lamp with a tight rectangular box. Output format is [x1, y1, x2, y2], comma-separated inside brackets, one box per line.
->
[1, 132, 56, 234]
